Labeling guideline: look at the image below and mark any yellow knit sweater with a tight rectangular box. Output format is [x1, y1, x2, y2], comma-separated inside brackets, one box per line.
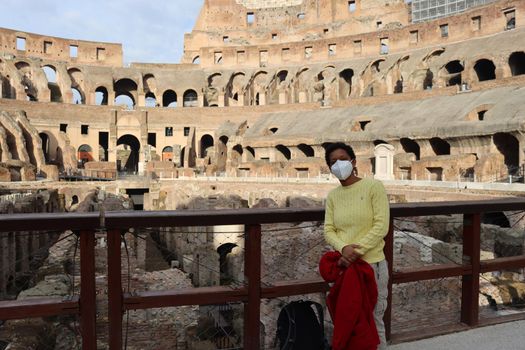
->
[324, 178, 390, 264]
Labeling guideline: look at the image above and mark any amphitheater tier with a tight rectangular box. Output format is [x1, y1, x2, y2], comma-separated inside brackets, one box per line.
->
[0, 0, 523, 182]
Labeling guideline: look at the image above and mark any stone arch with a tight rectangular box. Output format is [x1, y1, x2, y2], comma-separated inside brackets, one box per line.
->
[493, 132, 519, 174]
[183, 89, 198, 107]
[297, 143, 314, 157]
[95, 86, 109, 105]
[400, 138, 420, 160]
[68, 68, 85, 104]
[77, 144, 93, 165]
[276, 144, 291, 161]
[145, 91, 157, 107]
[423, 69, 434, 90]
[16, 61, 38, 101]
[361, 59, 385, 96]
[217, 243, 238, 284]
[430, 137, 450, 155]
[339, 68, 354, 98]
[200, 134, 214, 158]
[474, 59, 496, 82]
[231, 144, 243, 165]
[442, 60, 464, 86]
[162, 146, 173, 161]
[114, 78, 138, 107]
[509, 52, 525, 76]
[143, 74, 156, 94]
[251, 71, 268, 105]
[0, 64, 16, 98]
[192, 56, 200, 64]
[226, 72, 246, 106]
[117, 134, 140, 173]
[204, 73, 223, 107]
[294, 67, 310, 103]
[162, 89, 177, 107]
[245, 146, 255, 160]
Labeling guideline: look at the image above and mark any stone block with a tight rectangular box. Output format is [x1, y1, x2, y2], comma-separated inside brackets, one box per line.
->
[0, 166, 10, 181]
[40, 164, 59, 181]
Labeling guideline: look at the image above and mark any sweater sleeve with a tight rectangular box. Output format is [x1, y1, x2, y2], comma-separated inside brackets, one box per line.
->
[356, 180, 390, 255]
[324, 192, 347, 253]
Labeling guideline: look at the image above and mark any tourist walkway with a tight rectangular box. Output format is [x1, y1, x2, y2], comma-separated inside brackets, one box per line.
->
[390, 320, 525, 349]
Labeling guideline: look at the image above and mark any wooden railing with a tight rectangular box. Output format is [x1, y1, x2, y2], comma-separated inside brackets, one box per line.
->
[2, 198, 525, 349]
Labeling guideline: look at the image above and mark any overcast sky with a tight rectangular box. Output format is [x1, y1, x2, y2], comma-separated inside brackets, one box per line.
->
[0, 0, 204, 64]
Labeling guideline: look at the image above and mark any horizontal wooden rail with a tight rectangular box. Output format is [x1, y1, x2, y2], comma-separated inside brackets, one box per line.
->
[124, 286, 248, 310]
[0, 297, 79, 320]
[2, 198, 525, 232]
[393, 264, 471, 284]
[480, 255, 525, 273]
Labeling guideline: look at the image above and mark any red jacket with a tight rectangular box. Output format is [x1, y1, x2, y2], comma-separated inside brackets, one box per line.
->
[319, 251, 379, 350]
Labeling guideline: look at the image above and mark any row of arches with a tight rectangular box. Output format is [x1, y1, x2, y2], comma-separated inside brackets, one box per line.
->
[2, 51, 523, 107]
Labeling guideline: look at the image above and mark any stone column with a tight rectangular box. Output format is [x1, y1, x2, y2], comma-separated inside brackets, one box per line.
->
[108, 110, 118, 163]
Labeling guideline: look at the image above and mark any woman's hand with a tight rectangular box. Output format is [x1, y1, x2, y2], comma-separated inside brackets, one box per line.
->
[341, 244, 362, 264]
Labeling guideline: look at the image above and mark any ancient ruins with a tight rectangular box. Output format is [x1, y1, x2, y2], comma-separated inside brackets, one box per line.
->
[0, 0, 523, 183]
[1, 0, 525, 349]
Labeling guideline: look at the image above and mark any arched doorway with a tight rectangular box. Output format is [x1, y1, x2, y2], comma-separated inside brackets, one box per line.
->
[509, 52, 525, 76]
[474, 59, 496, 81]
[183, 89, 198, 107]
[162, 146, 173, 161]
[493, 133, 519, 174]
[78, 144, 93, 167]
[200, 134, 214, 158]
[117, 134, 140, 173]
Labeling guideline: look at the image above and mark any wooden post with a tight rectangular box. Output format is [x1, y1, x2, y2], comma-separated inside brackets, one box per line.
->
[384, 218, 394, 340]
[243, 224, 261, 349]
[461, 213, 481, 326]
[108, 229, 123, 350]
[79, 230, 97, 350]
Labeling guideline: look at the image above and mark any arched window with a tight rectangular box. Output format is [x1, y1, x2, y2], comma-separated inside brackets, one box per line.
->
[400, 138, 420, 160]
[429, 137, 450, 155]
[200, 134, 214, 158]
[183, 89, 198, 107]
[162, 90, 177, 107]
[95, 86, 108, 105]
[474, 59, 496, 81]
[509, 52, 525, 76]
[145, 92, 157, 107]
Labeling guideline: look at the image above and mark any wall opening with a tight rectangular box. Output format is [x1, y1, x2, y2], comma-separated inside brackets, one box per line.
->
[493, 132, 519, 174]
[474, 59, 496, 81]
[400, 138, 420, 160]
[200, 134, 214, 158]
[444, 60, 464, 86]
[99, 132, 109, 161]
[430, 137, 450, 155]
[145, 92, 157, 107]
[509, 52, 525, 76]
[117, 134, 140, 173]
[339, 68, 354, 98]
[276, 145, 291, 160]
[69, 45, 78, 58]
[77, 144, 93, 166]
[95, 86, 108, 105]
[16, 37, 26, 51]
[297, 144, 314, 157]
[183, 89, 198, 107]
[162, 90, 177, 107]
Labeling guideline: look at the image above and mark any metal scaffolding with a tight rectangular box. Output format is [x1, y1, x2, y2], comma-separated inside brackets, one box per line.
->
[411, 0, 497, 23]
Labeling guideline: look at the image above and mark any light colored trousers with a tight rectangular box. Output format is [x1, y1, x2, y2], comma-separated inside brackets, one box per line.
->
[371, 260, 389, 349]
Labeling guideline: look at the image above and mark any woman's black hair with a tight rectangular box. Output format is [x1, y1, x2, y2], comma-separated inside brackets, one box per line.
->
[324, 142, 356, 166]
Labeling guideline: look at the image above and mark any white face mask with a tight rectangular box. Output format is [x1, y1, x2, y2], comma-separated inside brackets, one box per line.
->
[331, 159, 354, 181]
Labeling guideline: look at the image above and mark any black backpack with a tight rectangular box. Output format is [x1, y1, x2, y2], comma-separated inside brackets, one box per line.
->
[275, 300, 330, 350]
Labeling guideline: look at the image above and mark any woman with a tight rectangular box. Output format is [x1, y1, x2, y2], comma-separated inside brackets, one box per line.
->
[323, 142, 390, 349]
